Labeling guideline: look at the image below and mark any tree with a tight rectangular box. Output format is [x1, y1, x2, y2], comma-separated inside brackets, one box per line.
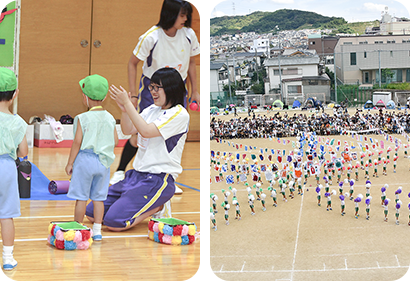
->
[381, 68, 394, 83]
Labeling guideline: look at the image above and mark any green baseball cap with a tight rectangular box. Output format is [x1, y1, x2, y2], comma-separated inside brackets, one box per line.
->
[79, 74, 108, 101]
[0, 68, 17, 92]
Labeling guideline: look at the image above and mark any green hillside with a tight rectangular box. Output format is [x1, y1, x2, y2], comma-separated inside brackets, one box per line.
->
[210, 9, 379, 36]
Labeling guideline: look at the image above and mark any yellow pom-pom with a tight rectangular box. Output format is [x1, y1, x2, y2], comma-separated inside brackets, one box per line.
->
[88, 238, 93, 246]
[171, 235, 182, 245]
[158, 222, 165, 234]
[148, 231, 154, 241]
[48, 223, 54, 235]
[188, 225, 196, 236]
[64, 230, 76, 241]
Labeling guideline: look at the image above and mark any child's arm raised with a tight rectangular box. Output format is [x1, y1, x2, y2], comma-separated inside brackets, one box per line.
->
[65, 120, 83, 176]
[110, 85, 161, 139]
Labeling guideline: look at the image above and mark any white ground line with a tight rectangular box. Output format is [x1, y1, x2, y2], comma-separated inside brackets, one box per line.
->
[316, 251, 383, 257]
[214, 264, 409, 274]
[290, 191, 304, 281]
[396, 255, 400, 267]
[241, 261, 246, 272]
[377, 261, 380, 268]
[345, 259, 348, 270]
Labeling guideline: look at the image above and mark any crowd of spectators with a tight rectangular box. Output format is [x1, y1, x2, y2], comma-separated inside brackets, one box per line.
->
[210, 108, 410, 140]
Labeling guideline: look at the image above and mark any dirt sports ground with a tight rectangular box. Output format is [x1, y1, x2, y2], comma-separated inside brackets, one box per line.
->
[210, 108, 410, 281]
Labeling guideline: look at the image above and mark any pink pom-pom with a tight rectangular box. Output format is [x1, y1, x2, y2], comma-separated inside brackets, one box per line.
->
[73, 231, 82, 243]
[153, 222, 159, 233]
[189, 102, 198, 111]
[56, 230, 64, 241]
[162, 234, 172, 245]
[181, 225, 189, 236]
[77, 240, 90, 250]
[47, 235, 53, 244]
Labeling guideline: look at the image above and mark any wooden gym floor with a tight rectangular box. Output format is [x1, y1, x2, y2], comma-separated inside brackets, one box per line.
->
[1, 143, 200, 281]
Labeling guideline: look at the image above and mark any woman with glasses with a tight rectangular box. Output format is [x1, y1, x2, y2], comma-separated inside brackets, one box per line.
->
[86, 68, 189, 231]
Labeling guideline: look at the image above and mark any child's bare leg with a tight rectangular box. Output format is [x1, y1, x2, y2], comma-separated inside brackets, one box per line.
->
[93, 201, 104, 224]
[74, 200, 87, 223]
[0, 219, 14, 246]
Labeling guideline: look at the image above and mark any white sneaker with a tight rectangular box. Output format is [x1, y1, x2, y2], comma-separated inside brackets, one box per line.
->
[174, 185, 183, 194]
[152, 200, 172, 219]
[3, 257, 17, 270]
[110, 171, 125, 185]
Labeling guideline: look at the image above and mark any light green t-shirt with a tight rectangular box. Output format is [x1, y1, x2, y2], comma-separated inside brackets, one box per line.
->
[0, 112, 27, 160]
[74, 110, 116, 168]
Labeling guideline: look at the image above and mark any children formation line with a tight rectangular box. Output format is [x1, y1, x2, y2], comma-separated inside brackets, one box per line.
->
[210, 133, 410, 231]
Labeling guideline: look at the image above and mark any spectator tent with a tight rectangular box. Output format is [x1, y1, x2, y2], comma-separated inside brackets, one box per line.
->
[292, 100, 301, 108]
[272, 100, 284, 109]
[386, 100, 395, 109]
[375, 99, 386, 108]
[304, 97, 322, 108]
[364, 100, 374, 109]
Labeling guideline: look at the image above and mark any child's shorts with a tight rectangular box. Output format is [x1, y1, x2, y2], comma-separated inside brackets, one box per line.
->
[67, 150, 110, 201]
[0, 155, 21, 218]
[85, 170, 175, 228]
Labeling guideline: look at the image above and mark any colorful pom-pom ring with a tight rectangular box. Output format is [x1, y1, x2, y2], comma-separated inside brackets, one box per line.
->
[148, 218, 197, 246]
[47, 221, 93, 250]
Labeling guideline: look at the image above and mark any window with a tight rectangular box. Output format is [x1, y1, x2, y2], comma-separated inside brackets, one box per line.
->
[397, 69, 402, 82]
[402, 39, 410, 43]
[375, 41, 383, 44]
[359, 41, 368, 44]
[350, 52, 356, 65]
[288, 85, 301, 94]
[273, 69, 282, 76]
[283, 68, 298, 75]
[407, 69, 410, 82]
[387, 40, 396, 44]
[364, 51, 367, 58]
[390, 51, 393, 57]
[310, 41, 315, 45]
[343, 42, 352, 45]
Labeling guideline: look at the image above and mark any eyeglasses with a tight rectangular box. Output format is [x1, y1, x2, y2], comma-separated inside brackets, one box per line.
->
[148, 84, 163, 92]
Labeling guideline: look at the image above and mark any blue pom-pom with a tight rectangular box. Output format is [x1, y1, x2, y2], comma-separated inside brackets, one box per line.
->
[408, 192, 410, 198]
[163, 225, 173, 236]
[64, 240, 77, 250]
[365, 198, 371, 205]
[408, 203, 410, 209]
[53, 226, 61, 236]
[154, 232, 159, 242]
[181, 235, 189, 245]
[366, 180, 371, 184]
[339, 195, 344, 200]
[49, 235, 56, 246]
[355, 197, 361, 203]
[316, 186, 321, 193]
[396, 203, 401, 209]
[339, 182, 343, 187]
[325, 192, 330, 197]
[384, 199, 389, 205]
[396, 189, 402, 194]
[350, 180, 354, 186]
[381, 187, 386, 192]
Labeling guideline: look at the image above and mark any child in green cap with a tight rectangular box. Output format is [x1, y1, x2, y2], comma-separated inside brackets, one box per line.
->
[0, 68, 28, 270]
[65, 74, 118, 241]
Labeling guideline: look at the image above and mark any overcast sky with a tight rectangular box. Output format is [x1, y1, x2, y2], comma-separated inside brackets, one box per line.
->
[210, 0, 410, 23]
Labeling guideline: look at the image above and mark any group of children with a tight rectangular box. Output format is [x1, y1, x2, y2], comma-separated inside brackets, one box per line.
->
[210, 132, 410, 230]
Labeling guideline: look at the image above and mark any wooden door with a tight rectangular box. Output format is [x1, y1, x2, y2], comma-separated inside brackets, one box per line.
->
[19, 0, 92, 121]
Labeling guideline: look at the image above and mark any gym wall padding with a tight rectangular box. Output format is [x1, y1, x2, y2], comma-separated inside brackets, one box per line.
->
[0, 1, 16, 66]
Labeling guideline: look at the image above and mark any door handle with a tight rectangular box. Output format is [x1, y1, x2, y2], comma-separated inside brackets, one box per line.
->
[93, 40, 101, 48]
[80, 40, 88, 48]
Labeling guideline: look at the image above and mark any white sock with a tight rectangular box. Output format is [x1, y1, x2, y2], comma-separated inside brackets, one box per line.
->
[3, 245, 14, 258]
[92, 223, 102, 236]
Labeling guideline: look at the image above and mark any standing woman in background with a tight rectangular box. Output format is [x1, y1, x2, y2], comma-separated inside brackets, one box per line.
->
[110, 0, 200, 191]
